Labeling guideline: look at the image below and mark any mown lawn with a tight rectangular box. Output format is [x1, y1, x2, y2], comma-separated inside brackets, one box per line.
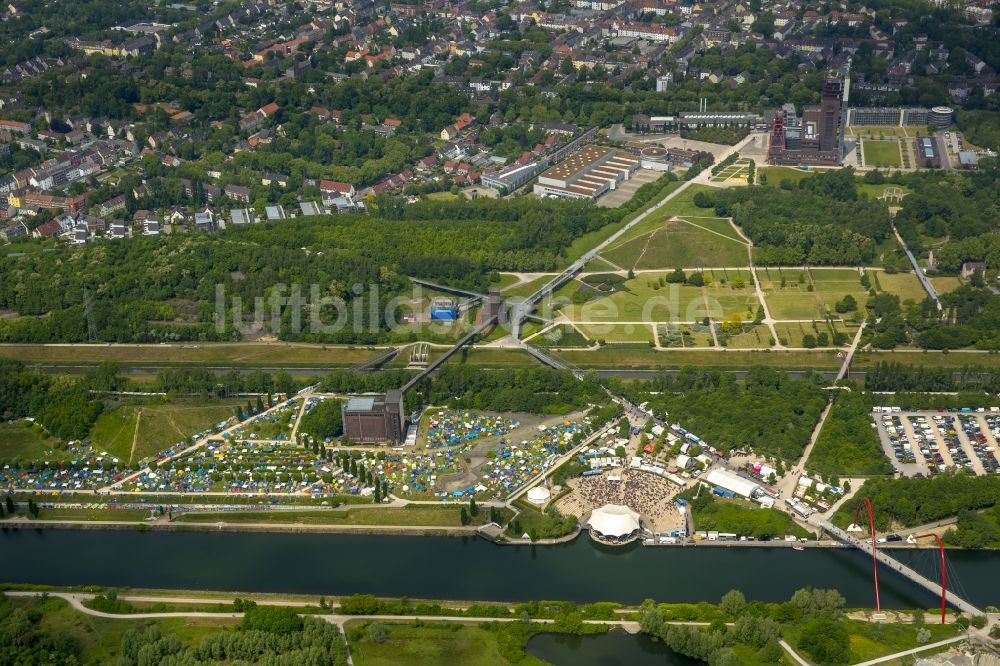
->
[862, 139, 903, 167]
[348, 621, 535, 666]
[601, 217, 748, 271]
[175, 506, 481, 527]
[0, 420, 62, 462]
[89, 399, 244, 463]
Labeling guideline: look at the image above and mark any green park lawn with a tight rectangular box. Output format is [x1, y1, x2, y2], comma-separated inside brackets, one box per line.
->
[554, 348, 843, 370]
[89, 399, 243, 463]
[556, 270, 759, 324]
[862, 140, 903, 167]
[529, 324, 591, 347]
[758, 268, 869, 320]
[0, 343, 378, 368]
[560, 180, 685, 265]
[601, 216, 748, 270]
[872, 272, 929, 303]
[7, 595, 238, 663]
[928, 275, 962, 295]
[348, 621, 534, 666]
[576, 323, 655, 344]
[175, 505, 480, 527]
[501, 275, 556, 300]
[844, 620, 959, 663]
[0, 420, 62, 462]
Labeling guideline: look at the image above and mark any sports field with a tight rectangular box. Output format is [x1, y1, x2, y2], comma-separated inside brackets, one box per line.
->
[862, 139, 903, 167]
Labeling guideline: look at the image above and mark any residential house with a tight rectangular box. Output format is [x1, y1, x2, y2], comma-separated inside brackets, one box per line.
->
[224, 184, 252, 203]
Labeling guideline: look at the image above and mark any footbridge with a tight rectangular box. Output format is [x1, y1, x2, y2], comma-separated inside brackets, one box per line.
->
[524, 343, 584, 379]
[409, 278, 485, 302]
[350, 347, 399, 372]
[819, 519, 982, 616]
[400, 314, 498, 394]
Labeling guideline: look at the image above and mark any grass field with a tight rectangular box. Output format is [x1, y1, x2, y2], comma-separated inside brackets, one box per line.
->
[529, 324, 591, 347]
[601, 216, 748, 270]
[862, 139, 903, 167]
[601, 184, 717, 249]
[873, 272, 929, 302]
[772, 321, 856, 348]
[500, 275, 556, 299]
[577, 323, 655, 344]
[555, 348, 843, 370]
[556, 270, 759, 323]
[928, 275, 962, 295]
[849, 125, 906, 137]
[0, 343, 380, 368]
[758, 166, 813, 185]
[758, 268, 868, 320]
[560, 180, 685, 265]
[0, 420, 61, 462]
[843, 620, 959, 664]
[176, 505, 477, 526]
[348, 621, 531, 666]
[88, 399, 243, 463]
[8, 595, 238, 663]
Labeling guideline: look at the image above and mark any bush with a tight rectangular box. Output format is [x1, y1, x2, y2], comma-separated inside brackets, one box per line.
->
[238, 606, 303, 633]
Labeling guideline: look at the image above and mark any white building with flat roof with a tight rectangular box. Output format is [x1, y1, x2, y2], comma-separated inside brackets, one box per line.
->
[533, 144, 638, 200]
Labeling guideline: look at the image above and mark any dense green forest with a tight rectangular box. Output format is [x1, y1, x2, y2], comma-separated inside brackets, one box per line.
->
[299, 399, 344, 441]
[0, 197, 608, 343]
[0, 360, 104, 440]
[419, 366, 608, 415]
[864, 362, 1000, 393]
[622, 367, 828, 462]
[695, 169, 892, 265]
[808, 391, 893, 476]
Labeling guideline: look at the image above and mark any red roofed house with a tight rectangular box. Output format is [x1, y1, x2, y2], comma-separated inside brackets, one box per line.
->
[319, 180, 355, 198]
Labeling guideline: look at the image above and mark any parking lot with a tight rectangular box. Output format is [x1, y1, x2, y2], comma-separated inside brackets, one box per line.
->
[873, 408, 1000, 477]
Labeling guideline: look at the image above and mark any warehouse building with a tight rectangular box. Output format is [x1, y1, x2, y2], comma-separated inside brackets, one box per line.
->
[342, 391, 405, 444]
[533, 145, 639, 200]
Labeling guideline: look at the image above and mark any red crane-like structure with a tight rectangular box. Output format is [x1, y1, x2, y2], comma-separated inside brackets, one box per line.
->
[917, 532, 948, 625]
[854, 496, 881, 612]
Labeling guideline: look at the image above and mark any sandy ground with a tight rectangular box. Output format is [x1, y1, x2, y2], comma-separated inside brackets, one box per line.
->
[556, 467, 686, 533]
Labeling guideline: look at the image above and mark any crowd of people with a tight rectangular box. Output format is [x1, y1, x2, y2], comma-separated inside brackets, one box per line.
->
[558, 467, 685, 533]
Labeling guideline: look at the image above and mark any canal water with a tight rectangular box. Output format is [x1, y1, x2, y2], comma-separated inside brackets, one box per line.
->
[3, 529, 998, 608]
[526, 631, 701, 666]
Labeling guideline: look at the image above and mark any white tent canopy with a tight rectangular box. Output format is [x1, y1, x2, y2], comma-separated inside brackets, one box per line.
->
[587, 504, 641, 538]
[705, 468, 760, 499]
[527, 485, 551, 505]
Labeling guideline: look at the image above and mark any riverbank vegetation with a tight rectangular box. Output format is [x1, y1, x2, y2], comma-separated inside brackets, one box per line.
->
[833, 474, 1000, 547]
[639, 587, 960, 666]
[0, 593, 349, 665]
[620, 367, 828, 462]
[687, 494, 812, 540]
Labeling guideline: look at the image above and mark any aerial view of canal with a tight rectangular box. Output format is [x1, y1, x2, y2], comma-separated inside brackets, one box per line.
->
[3, 529, 997, 608]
